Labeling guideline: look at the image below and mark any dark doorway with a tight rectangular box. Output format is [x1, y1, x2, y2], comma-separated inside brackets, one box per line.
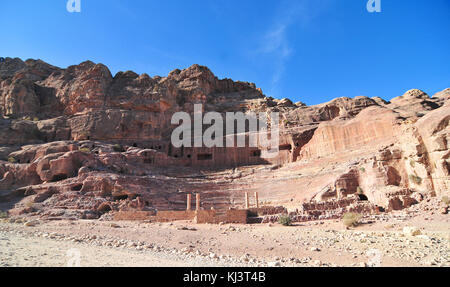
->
[197, 154, 213, 161]
[51, 174, 68, 182]
[358, 194, 368, 201]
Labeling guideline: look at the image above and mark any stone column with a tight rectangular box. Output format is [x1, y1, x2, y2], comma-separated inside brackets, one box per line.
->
[187, 194, 192, 211]
[254, 192, 259, 209]
[245, 192, 249, 209]
[196, 193, 201, 211]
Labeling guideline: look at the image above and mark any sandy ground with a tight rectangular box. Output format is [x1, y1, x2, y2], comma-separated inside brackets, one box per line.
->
[0, 224, 247, 267]
[1, 209, 448, 267]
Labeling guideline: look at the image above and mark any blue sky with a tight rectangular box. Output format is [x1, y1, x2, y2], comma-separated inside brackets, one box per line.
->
[0, 0, 449, 105]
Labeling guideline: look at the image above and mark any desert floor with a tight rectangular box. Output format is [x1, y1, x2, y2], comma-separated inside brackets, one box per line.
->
[0, 208, 448, 267]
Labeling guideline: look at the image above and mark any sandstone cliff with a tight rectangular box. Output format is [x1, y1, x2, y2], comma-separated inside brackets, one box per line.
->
[0, 57, 448, 220]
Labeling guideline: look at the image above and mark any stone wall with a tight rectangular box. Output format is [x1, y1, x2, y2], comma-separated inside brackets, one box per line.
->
[155, 210, 196, 222]
[248, 206, 287, 217]
[194, 210, 217, 224]
[113, 211, 156, 221]
[225, 209, 248, 224]
[113, 209, 248, 224]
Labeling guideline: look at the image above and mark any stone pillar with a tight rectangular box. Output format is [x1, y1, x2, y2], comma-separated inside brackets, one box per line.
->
[187, 194, 192, 211]
[254, 192, 259, 209]
[245, 192, 249, 209]
[196, 193, 201, 211]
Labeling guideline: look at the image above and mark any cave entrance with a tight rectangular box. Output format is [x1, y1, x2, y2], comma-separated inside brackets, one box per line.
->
[51, 174, 68, 182]
[279, 144, 292, 151]
[197, 153, 213, 161]
[72, 184, 83, 191]
[251, 150, 262, 157]
[358, 194, 368, 201]
[98, 203, 112, 213]
[113, 194, 129, 201]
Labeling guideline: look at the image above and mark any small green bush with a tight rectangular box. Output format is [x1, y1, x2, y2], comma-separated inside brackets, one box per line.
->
[409, 159, 415, 168]
[7, 157, 17, 163]
[78, 131, 91, 140]
[25, 201, 35, 208]
[79, 147, 91, 153]
[113, 144, 125, 152]
[342, 213, 362, 227]
[442, 196, 450, 205]
[356, 187, 364, 195]
[278, 214, 292, 226]
[0, 211, 8, 219]
[359, 167, 366, 173]
[409, 174, 422, 185]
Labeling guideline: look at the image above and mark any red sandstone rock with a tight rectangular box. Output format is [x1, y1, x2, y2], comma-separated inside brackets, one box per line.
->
[0, 57, 448, 220]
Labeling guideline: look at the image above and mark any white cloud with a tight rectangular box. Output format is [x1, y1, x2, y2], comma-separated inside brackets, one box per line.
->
[258, 2, 305, 97]
[261, 24, 292, 57]
[257, 0, 332, 98]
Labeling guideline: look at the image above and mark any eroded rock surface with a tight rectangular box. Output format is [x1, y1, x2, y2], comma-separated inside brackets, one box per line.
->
[0, 57, 448, 220]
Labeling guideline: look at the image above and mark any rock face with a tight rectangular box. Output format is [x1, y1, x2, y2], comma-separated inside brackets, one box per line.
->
[0, 57, 449, 220]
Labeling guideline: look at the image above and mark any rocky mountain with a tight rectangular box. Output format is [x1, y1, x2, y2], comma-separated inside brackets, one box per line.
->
[0, 57, 448, 220]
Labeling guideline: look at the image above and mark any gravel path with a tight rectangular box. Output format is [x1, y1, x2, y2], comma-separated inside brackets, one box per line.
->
[1, 213, 449, 267]
[0, 227, 245, 267]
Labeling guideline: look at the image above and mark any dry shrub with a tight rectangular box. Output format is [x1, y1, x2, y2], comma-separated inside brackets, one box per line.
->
[409, 174, 422, 185]
[278, 214, 292, 226]
[442, 196, 450, 205]
[0, 211, 8, 219]
[342, 212, 362, 227]
[113, 144, 125, 152]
